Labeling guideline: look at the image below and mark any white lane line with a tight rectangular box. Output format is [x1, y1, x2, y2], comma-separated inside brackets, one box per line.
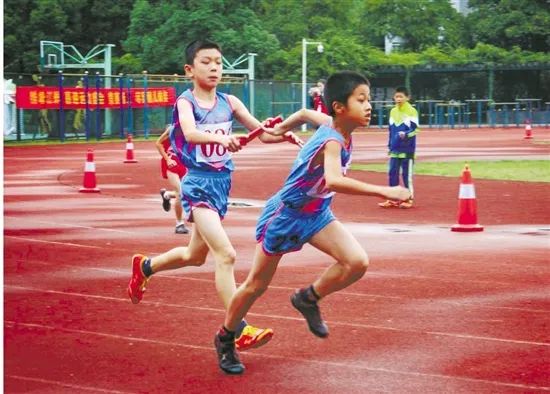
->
[5, 321, 549, 392]
[5, 285, 549, 347]
[8, 259, 549, 313]
[5, 236, 105, 249]
[5, 374, 135, 393]
[5, 216, 137, 234]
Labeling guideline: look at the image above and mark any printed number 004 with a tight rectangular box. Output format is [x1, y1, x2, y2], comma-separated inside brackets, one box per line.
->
[201, 128, 227, 158]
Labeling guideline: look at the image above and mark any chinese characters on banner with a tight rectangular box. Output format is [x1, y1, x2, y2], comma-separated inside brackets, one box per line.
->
[15, 86, 176, 109]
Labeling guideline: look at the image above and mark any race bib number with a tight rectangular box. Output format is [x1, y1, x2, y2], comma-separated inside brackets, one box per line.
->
[195, 121, 232, 165]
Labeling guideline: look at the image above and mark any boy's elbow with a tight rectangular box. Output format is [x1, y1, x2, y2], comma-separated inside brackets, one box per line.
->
[325, 176, 342, 192]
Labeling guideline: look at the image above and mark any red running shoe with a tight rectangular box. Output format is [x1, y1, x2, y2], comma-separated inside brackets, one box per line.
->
[235, 325, 274, 351]
[127, 254, 150, 304]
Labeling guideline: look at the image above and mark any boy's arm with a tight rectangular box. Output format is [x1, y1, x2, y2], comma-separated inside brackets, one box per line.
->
[228, 95, 288, 143]
[269, 108, 332, 136]
[155, 127, 171, 162]
[177, 99, 241, 151]
[323, 141, 410, 201]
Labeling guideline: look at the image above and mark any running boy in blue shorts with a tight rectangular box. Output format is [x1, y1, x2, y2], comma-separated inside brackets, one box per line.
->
[127, 40, 302, 351]
[214, 71, 411, 374]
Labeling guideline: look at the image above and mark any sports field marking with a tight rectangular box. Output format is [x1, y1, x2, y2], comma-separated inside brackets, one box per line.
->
[7, 257, 549, 313]
[5, 375, 133, 394]
[5, 320, 549, 392]
[5, 216, 139, 234]
[5, 285, 549, 347]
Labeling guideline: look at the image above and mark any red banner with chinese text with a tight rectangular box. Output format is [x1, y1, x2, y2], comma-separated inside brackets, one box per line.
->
[15, 86, 176, 109]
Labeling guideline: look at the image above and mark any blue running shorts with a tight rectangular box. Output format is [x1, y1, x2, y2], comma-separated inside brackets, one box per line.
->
[181, 169, 231, 222]
[256, 196, 335, 255]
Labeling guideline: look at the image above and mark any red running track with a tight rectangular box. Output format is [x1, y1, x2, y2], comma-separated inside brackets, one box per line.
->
[4, 127, 550, 393]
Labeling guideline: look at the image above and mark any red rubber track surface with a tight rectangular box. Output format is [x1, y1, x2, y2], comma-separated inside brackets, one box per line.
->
[4, 127, 550, 393]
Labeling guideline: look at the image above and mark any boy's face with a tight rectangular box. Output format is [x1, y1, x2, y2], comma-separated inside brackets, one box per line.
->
[393, 92, 409, 105]
[184, 48, 222, 89]
[342, 84, 372, 127]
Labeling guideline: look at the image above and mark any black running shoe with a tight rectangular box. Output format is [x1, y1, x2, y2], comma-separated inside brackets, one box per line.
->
[290, 290, 329, 338]
[160, 189, 171, 212]
[174, 223, 189, 234]
[215, 333, 245, 375]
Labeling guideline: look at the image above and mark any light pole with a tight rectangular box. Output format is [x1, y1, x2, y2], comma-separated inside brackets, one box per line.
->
[301, 38, 324, 131]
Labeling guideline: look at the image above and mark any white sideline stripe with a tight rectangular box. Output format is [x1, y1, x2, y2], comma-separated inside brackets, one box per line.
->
[5, 216, 137, 234]
[84, 162, 95, 172]
[5, 375, 133, 394]
[5, 321, 549, 391]
[459, 184, 476, 199]
[5, 236, 105, 249]
[5, 285, 549, 347]
[8, 259, 550, 313]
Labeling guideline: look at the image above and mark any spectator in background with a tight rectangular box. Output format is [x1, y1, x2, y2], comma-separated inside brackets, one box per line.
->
[309, 79, 328, 114]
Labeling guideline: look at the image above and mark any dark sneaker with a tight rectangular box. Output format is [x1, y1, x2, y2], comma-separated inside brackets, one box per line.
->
[290, 290, 329, 338]
[160, 189, 171, 212]
[175, 223, 189, 234]
[215, 332, 245, 375]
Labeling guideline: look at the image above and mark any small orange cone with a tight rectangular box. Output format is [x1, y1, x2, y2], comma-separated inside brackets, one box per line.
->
[523, 119, 533, 140]
[451, 164, 483, 232]
[79, 149, 100, 193]
[124, 134, 138, 163]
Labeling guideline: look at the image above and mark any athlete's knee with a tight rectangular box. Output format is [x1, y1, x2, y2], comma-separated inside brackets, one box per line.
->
[183, 248, 208, 267]
[344, 253, 369, 277]
[215, 246, 237, 266]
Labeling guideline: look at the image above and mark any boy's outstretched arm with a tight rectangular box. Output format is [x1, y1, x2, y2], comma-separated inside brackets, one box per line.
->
[177, 99, 241, 152]
[268, 109, 332, 136]
[323, 141, 411, 201]
[229, 95, 300, 144]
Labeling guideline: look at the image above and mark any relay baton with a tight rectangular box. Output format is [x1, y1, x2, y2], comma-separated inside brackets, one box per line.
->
[237, 115, 283, 146]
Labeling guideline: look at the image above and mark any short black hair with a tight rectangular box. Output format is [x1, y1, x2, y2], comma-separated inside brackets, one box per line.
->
[323, 71, 370, 116]
[185, 39, 222, 66]
[395, 86, 409, 96]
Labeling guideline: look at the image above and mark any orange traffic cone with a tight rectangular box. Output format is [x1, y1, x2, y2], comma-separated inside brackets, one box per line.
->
[124, 134, 138, 163]
[79, 149, 100, 193]
[523, 119, 533, 140]
[451, 164, 483, 232]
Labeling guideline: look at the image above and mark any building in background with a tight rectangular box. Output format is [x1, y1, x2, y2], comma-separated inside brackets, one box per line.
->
[450, 0, 471, 15]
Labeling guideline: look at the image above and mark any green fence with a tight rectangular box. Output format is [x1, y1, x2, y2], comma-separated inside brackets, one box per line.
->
[4, 72, 550, 142]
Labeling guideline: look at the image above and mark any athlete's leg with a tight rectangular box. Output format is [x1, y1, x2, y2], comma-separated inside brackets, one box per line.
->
[216, 244, 280, 375]
[224, 244, 282, 331]
[166, 171, 185, 230]
[308, 220, 369, 298]
[149, 223, 208, 272]
[191, 207, 238, 309]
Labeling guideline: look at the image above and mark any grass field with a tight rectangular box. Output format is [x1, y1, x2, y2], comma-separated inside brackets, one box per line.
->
[351, 160, 550, 182]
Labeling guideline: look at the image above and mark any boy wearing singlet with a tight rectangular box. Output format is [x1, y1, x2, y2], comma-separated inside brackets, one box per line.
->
[127, 39, 301, 351]
[214, 71, 411, 374]
[156, 125, 189, 234]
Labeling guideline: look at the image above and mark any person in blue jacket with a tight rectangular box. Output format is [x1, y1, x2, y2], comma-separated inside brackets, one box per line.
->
[379, 87, 419, 209]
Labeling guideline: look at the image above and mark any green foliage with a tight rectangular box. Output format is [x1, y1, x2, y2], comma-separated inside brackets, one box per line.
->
[467, 0, 550, 52]
[3, 0, 549, 78]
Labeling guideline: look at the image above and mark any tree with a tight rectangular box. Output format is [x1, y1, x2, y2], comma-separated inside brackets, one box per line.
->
[4, 0, 133, 74]
[467, 0, 550, 52]
[357, 0, 467, 51]
[122, 0, 280, 76]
